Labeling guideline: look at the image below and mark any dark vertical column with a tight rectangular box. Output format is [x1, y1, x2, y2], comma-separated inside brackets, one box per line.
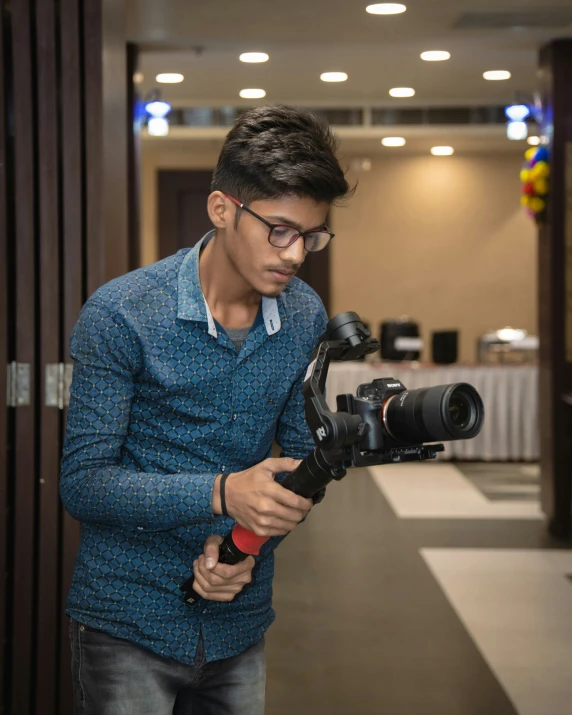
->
[102, 0, 128, 280]
[127, 42, 141, 271]
[83, 0, 104, 296]
[58, 0, 83, 710]
[0, 3, 9, 707]
[34, 0, 62, 712]
[10, 0, 37, 712]
[538, 39, 572, 539]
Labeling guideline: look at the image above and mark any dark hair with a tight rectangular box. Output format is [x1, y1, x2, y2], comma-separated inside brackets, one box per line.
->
[211, 105, 351, 207]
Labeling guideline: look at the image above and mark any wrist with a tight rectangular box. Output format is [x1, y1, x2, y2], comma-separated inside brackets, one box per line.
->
[212, 474, 223, 515]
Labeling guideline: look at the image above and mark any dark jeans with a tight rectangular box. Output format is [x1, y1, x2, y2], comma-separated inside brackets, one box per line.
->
[70, 619, 266, 715]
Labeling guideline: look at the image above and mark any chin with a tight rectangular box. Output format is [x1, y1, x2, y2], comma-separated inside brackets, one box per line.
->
[259, 285, 285, 298]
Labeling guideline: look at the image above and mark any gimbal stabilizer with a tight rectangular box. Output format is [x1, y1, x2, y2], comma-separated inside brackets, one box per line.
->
[182, 312, 484, 604]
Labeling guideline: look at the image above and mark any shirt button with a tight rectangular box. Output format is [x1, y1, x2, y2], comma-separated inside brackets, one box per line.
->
[137, 527, 144, 531]
[232, 413, 237, 421]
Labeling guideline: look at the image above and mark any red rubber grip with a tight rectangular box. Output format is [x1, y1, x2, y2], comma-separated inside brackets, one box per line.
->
[231, 525, 269, 555]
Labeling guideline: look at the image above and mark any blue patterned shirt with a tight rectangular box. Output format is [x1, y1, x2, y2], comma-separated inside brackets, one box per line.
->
[60, 231, 328, 664]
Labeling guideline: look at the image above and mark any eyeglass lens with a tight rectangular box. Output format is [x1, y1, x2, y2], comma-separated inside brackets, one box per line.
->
[269, 225, 331, 252]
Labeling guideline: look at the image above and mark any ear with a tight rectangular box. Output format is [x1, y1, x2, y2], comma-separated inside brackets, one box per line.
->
[207, 191, 230, 230]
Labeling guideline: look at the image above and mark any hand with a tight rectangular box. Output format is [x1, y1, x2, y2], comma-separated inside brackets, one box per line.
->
[215, 457, 313, 537]
[192, 535, 256, 602]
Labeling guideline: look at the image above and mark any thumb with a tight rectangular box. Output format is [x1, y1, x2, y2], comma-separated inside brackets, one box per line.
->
[204, 534, 223, 570]
[265, 457, 302, 477]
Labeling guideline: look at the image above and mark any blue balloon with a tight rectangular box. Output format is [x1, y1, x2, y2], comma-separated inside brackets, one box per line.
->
[535, 147, 549, 162]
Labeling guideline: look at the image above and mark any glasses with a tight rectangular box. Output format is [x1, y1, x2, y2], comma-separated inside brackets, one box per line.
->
[224, 193, 334, 252]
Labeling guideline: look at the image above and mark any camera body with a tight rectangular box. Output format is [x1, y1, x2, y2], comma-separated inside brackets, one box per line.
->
[336, 377, 407, 454]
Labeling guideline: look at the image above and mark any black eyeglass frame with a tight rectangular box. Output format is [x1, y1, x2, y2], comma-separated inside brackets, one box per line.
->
[223, 193, 335, 252]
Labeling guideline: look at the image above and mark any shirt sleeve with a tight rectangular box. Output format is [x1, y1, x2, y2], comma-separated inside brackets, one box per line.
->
[275, 301, 329, 460]
[59, 298, 217, 531]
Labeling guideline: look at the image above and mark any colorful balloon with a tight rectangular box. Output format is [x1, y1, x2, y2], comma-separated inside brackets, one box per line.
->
[529, 197, 546, 213]
[533, 178, 549, 196]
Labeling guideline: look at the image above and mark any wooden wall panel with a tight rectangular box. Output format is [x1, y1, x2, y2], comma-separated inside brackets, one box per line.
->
[35, 0, 62, 712]
[59, 0, 84, 709]
[0, 3, 10, 707]
[0, 1, 131, 713]
[10, 1, 38, 711]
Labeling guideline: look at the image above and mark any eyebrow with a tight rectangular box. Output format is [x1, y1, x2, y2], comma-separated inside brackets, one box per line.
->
[264, 215, 326, 233]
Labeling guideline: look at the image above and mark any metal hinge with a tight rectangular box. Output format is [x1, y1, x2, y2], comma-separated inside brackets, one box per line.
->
[45, 363, 73, 409]
[6, 362, 31, 407]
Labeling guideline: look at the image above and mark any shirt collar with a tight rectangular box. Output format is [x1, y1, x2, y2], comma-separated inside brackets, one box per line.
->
[177, 230, 284, 338]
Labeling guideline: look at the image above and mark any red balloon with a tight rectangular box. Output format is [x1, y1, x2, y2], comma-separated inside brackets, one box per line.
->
[523, 182, 535, 196]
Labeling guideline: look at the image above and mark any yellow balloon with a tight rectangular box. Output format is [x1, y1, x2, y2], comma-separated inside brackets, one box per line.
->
[520, 169, 531, 182]
[531, 161, 550, 180]
[533, 178, 549, 196]
[529, 197, 546, 213]
[525, 148, 537, 162]
[520, 195, 530, 207]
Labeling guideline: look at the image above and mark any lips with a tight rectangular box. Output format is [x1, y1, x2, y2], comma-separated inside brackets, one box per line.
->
[269, 270, 295, 284]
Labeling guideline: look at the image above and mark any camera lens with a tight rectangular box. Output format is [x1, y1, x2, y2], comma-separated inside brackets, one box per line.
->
[448, 392, 471, 429]
[382, 383, 484, 444]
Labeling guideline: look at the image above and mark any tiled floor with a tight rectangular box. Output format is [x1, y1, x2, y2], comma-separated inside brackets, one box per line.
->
[457, 462, 541, 502]
[266, 462, 570, 715]
[370, 462, 542, 519]
[422, 549, 572, 715]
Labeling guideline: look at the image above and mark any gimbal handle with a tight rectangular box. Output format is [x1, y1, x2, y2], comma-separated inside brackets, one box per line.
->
[181, 449, 345, 604]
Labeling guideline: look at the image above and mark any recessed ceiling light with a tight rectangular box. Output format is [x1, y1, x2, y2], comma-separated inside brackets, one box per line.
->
[366, 3, 406, 14]
[483, 70, 511, 81]
[239, 52, 269, 63]
[381, 137, 406, 147]
[156, 73, 184, 84]
[431, 146, 454, 156]
[239, 88, 266, 99]
[389, 87, 415, 97]
[420, 51, 450, 62]
[527, 136, 540, 146]
[320, 72, 348, 82]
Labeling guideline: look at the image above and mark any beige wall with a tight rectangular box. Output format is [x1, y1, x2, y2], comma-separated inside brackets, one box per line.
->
[141, 143, 537, 363]
[330, 155, 537, 363]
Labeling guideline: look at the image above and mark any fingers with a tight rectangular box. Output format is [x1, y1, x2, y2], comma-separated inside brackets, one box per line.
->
[192, 554, 255, 603]
[203, 534, 223, 570]
[264, 457, 302, 476]
[268, 482, 313, 513]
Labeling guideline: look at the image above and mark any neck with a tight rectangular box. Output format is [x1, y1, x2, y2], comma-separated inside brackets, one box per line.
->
[199, 231, 261, 328]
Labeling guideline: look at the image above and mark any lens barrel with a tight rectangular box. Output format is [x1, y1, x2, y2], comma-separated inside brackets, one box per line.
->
[383, 383, 484, 444]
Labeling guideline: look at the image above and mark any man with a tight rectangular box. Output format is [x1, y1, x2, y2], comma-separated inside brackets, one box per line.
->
[60, 105, 351, 714]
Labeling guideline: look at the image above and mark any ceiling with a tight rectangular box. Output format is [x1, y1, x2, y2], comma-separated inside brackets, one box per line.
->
[128, 0, 572, 106]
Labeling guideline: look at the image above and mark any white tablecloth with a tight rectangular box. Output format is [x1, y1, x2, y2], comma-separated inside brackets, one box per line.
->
[325, 362, 539, 461]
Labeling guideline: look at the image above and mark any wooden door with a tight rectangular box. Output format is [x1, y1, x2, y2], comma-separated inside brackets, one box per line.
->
[158, 169, 214, 256]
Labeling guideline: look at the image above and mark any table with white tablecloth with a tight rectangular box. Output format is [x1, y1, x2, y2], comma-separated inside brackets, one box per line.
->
[325, 362, 539, 461]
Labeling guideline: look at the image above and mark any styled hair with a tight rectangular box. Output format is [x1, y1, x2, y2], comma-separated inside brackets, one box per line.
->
[211, 105, 351, 207]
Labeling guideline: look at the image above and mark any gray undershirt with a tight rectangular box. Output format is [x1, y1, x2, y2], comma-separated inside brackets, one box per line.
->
[224, 326, 251, 352]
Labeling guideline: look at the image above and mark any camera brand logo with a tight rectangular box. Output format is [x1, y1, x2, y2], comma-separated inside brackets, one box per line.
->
[316, 427, 327, 441]
[387, 383, 401, 388]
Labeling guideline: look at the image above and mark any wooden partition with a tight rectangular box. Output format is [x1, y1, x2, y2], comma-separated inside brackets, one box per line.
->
[0, 1, 133, 712]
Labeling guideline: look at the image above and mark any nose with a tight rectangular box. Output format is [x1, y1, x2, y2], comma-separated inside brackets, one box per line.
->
[278, 235, 307, 265]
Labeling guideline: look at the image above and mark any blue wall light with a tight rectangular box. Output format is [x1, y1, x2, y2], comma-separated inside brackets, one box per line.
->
[505, 104, 530, 122]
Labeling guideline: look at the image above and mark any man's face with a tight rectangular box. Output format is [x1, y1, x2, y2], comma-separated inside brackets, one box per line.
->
[222, 195, 330, 297]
